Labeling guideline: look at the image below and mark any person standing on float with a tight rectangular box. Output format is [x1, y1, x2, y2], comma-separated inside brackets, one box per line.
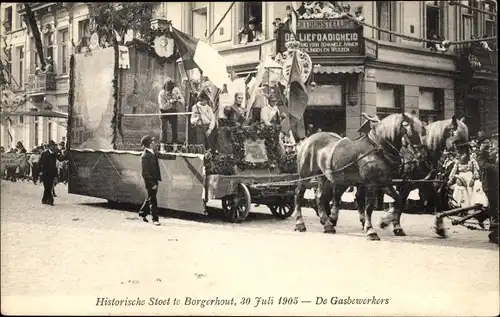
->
[158, 78, 184, 152]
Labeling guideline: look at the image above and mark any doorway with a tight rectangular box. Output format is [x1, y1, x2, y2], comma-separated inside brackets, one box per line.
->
[304, 106, 346, 135]
[465, 98, 481, 137]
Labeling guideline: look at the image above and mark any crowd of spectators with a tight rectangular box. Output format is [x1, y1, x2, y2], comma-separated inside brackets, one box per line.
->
[1, 140, 68, 190]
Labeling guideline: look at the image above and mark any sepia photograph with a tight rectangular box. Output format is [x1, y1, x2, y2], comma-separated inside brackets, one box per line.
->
[1, 1, 498, 315]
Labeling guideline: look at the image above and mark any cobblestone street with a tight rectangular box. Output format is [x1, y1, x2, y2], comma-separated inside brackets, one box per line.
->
[1, 181, 499, 315]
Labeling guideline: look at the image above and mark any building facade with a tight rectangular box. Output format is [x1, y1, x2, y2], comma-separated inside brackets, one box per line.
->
[1, 1, 497, 150]
[1, 2, 91, 150]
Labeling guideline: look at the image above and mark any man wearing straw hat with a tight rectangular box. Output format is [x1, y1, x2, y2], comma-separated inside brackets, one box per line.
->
[138, 135, 162, 226]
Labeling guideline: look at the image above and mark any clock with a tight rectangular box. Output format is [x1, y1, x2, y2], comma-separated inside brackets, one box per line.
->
[154, 35, 175, 58]
[276, 49, 312, 86]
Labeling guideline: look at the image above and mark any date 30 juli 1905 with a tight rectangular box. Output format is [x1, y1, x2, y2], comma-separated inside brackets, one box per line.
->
[96, 296, 389, 308]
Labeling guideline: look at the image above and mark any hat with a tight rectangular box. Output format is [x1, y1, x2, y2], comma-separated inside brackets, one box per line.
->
[141, 135, 154, 147]
[248, 16, 258, 24]
[48, 140, 57, 147]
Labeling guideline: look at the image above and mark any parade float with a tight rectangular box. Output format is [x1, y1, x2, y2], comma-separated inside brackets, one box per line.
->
[65, 10, 315, 222]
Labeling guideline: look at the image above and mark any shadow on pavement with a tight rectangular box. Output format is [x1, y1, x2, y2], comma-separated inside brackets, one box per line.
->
[78, 201, 278, 225]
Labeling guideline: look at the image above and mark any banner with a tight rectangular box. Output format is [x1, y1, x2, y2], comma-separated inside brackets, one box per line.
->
[0, 153, 27, 168]
[285, 19, 362, 55]
[72, 47, 115, 149]
[118, 48, 177, 150]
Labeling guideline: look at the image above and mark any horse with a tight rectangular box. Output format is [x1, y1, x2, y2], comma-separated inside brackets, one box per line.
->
[378, 116, 469, 237]
[293, 112, 426, 240]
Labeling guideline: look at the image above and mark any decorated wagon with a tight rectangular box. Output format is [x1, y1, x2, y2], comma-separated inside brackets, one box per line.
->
[66, 21, 315, 222]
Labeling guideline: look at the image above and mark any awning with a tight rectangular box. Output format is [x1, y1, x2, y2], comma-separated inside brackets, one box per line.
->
[314, 65, 364, 74]
[1, 109, 68, 119]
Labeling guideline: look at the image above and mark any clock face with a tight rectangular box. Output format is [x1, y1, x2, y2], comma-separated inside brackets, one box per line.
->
[278, 50, 312, 86]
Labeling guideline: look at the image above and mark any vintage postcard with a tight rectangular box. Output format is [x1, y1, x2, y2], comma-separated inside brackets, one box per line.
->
[1, 1, 498, 316]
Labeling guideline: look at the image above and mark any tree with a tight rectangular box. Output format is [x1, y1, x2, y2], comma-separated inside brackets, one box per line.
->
[87, 2, 161, 45]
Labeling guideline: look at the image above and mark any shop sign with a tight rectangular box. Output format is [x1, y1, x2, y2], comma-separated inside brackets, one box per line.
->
[364, 38, 378, 60]
[285, 19, 363, 56]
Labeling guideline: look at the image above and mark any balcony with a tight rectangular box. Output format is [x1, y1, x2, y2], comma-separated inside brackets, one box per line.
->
[455, 42, 498, 74]
[26, 72, 57, 95]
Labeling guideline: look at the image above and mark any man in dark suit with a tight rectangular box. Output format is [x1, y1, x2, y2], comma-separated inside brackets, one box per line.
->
[39, 140, 63, 205]
[138, 135, 162, 226]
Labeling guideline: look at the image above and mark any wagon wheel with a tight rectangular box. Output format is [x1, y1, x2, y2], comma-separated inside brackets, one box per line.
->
[221, 183, 251, 223]
[268, 197, 295, 220]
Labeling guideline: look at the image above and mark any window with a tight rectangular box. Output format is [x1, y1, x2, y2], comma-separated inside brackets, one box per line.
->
[16, 46, 24, 87]
[3, 6, 13, 32]
[43, 32, 54, 64]
[461, 0, 478, 40]
[484, 1, 496, 38]
[48, 122, 53, 142]
[30, 37, 40, 72]
[426, 1, 443, 40]
[243, 2, 262, 32]
[376, 1, 396, 42]
[58, 28, 69, 74]
[78, 19, 90, 43]
[191, 4, 208, 40]
[19, 116, 24, 124]
[4, 47, 12, 86]
[15, 4, 22, 30]
[34, 122, 39, 146]
[418, 88, 444, 123]
[376, 84, 404, 118]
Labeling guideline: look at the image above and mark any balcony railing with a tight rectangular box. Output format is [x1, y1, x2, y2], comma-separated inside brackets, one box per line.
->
[26, 72, 57, 94]
[455, 42, 498, 73]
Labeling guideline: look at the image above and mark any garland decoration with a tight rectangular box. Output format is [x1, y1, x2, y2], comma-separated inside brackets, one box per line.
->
[278, 149, 297, 174]
[67, 54, 75, 150]
[111, 40, 119, 149]
[125, 38, 179, 66]
[203, 122, 282, 175]
[204, 150, 237, 175]
[343, 10, 496, 45]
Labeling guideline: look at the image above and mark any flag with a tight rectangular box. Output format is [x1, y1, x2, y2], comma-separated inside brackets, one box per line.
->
[287, 51, 308, 140]
[245, 59, 267, 118]
[23, 3, 44, 66]
[286, 2, 301, 37]
[171, 27, 229, 90]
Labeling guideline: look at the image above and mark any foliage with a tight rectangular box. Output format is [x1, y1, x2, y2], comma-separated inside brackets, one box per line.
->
[87, 2, 160, 45]
[124, 38, 178, 66]
[278, 150, 297, 173]
[204, 123, 287, 175]
[111, 43, 119, 148]
[204, 150, 237, 175]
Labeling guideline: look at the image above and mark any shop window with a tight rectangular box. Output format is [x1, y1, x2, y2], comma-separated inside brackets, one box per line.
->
[426, 1, 443, 47]
[418, 88, 444, 124]
[376, 1, 396, 42]
[192, 3, 208, 40]
[376, 83, 404, 118]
